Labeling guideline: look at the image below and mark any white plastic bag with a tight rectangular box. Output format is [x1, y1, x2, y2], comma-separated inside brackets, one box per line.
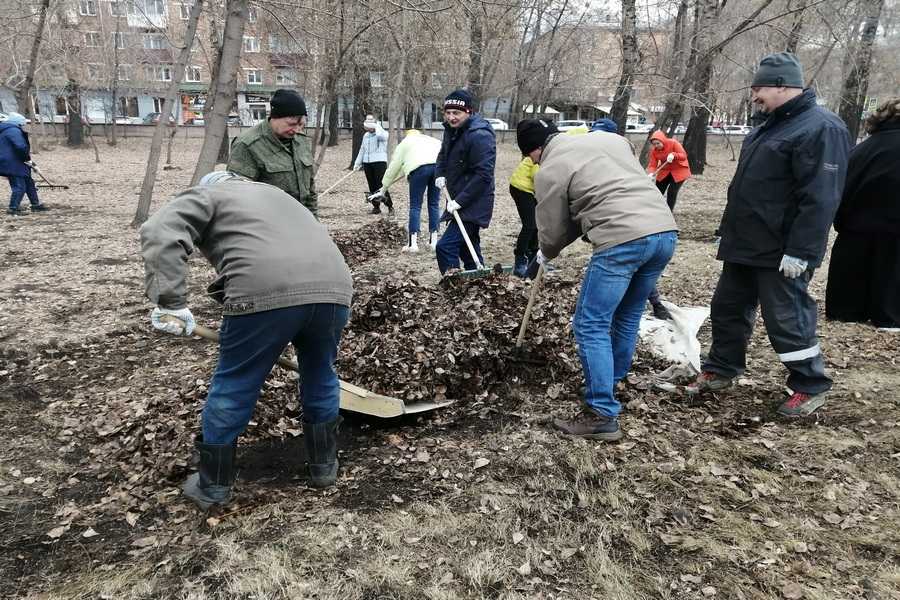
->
[638, 301, 709, 377]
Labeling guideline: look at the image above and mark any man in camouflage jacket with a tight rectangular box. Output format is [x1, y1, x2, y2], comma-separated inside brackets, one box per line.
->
[227, 89, 318, 216]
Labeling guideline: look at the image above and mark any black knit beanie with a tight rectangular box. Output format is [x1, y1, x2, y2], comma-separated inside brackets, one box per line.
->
[443, 89, 475, 112]
[751, 52, 804, 88]
[517, 119, 559, 155]
[270, 89, 307, 119]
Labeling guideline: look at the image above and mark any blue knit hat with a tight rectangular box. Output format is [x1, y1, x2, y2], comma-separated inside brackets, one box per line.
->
[444, 89, 475, 112]
[591, 118, 618, 133]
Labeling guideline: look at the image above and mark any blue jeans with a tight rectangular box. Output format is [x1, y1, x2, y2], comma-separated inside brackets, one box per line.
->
[574, 231, 677, 417]
[202, 303, 350, 445]
[7, 175, 40, 210]
[407, 164, 441, 234]
[435, 218, 484, 274]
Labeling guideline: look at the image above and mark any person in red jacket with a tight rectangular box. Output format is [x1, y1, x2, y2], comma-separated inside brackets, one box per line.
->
[648, 130, 691, 210]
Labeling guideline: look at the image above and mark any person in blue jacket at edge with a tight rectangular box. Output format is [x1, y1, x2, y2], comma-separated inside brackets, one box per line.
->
[0, 112, 49, 215]
[433, 89, 497, 275]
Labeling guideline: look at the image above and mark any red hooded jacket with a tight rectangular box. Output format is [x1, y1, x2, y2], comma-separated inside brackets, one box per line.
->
[648, 131, 691, 183]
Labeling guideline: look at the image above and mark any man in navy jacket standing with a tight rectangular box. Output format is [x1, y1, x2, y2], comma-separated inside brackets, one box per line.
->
[688, 53, 850, 417]
[433, 89, 496, 274]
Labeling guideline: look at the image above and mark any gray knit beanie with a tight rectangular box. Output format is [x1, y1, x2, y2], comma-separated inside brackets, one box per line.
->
[751, 52, 804, 88]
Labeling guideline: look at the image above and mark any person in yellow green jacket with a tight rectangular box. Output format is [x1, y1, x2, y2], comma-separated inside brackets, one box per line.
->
[509, 152, 542, 276]
[369, 129, 442, 252]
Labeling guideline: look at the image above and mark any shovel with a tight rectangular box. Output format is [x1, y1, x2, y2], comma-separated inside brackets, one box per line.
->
[507, 263, 547, 365]
[159, 315, 453, 418]
[319, 169, 356, 195]
[30, 164, 69, 190]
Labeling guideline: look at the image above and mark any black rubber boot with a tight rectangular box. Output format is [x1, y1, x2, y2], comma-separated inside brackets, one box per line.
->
[383, 192, 395, 216]
[182, 440, 236, 510]
[369, 201, 382, 215]
[651, 301, 673, 320]
[304, 416, 341, 488]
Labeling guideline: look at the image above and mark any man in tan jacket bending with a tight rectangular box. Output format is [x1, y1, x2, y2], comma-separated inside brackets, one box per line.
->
[517, 119, 678, 441]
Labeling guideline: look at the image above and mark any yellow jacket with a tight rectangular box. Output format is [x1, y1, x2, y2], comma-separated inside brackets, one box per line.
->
[509, 157, 539, 194]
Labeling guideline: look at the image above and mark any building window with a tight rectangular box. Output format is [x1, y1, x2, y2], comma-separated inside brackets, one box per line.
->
[242, 36, 259, 53]
[246, 69, 262, 85]
[247, 6, 257, 22]
[117, 64, 132, 81]
[84, 31, 101, 46]
[143, 33, 167, 50]
[249, 105, 267, 122]
[185, 65, 201, 82]
[78, 0, 97, 16]
[109, 0, 126, 16]
[112, 32, 127, 49]
[369, 71, 384, 88]
[275, 68, 296, 86]
[86, 64, 102, 79]
[153, 97, 165, 112]
[146, 0, 166, 17]
[120, 96, 139, 118]
[178, 2, 192, 19]
[147, 65, 173, 81]
[55, 96, 68, 115]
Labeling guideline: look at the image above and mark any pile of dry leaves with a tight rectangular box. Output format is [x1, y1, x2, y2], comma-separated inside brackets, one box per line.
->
[332, 219, 407, 268]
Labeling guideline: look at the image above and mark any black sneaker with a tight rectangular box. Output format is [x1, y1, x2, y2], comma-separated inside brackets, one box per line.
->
[369, 204, 381, 215]
[652, 302, 673, 320]
[552, 409, 623, 441]
[31, 204, 49, 212]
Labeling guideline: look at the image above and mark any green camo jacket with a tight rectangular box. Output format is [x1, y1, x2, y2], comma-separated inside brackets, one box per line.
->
[227, 120, 318, 216]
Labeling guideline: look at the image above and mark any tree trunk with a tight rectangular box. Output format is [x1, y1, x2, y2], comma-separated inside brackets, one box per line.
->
[466, 10, 484, 98]
[350, 58, 373, 169]
[785, 0, 808, 53]
[14, 0, 50, 121]
[190, 0, 247, 186]
[327, 96, 340, 148]
[66, 81, 84, 147]
[610, 0, 638, 133]
[109, 15, 123, 146]
[838, 0, 885, 142]
[133, 0, 204, 226]
[682, 59, 714, 173]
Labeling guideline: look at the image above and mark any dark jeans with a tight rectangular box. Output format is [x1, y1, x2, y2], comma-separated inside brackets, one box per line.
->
[6, 175, 40, 210]
[435, 218, 484, 274]
[703, 262, 832, 395]
[362, 161, 392, 208]
[510, 185, 538, 260]
[407, 164, 440, 234]
[201, 304, 350, 445]
[656, 175, 684, 211]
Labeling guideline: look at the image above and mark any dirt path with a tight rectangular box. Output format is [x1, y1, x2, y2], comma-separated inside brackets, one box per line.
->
[1, 137, 898, 599]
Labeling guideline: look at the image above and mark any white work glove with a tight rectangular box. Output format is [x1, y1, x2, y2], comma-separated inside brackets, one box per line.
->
[353, 164, 362, 172]
[25, 160, 35, 168]
[367, 188, 385, 202]
[150, 307, 196, 336]
[435, 176, 446, 190]
[446, 198, 461, 213]
[524, 250, 547, 280]
[666, 152, 675, 163]
[778, 255, 808, 279]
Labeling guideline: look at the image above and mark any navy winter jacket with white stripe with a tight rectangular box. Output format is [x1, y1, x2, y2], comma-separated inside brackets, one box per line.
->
[0, 122, 32, 177]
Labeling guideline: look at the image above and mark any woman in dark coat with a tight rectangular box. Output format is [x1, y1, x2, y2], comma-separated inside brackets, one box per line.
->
[826, 98, 900, 331]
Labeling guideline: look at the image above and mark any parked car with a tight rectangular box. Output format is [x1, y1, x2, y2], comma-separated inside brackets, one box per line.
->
[485, 118, 509, 131]
[555, 119, 588, 131]
[706, 125, 724, 135]
[142, 112, 176, 125]
[426, 120, 445, 130]
[674, 124, 687, 134]
[722, 124, 752, 135]
[227, 114, 242, 126]
[625, 123, 655, 133]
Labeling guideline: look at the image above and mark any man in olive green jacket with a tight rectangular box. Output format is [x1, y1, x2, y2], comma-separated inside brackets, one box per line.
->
[227, 89, 318, 216]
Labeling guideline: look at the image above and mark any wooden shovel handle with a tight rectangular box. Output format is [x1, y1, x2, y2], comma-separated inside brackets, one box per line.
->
[515, 263, 545, 349]
[159, 315, 300, 373]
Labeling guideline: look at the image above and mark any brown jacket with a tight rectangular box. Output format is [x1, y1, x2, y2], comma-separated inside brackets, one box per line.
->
[534, 132, 677, 259]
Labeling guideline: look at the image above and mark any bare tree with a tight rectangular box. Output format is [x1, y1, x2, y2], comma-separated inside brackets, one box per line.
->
[11, 0, 51, 122]
[133, 0, 205, 226]
[838, 0, 886, 141]
[191, 0, 248, 185]
[610, 0, 639, 132]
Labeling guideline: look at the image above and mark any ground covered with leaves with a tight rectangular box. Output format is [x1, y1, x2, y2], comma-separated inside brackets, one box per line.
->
[1, 136, 898, 600]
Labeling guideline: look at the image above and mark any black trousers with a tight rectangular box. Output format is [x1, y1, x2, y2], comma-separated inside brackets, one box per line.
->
[656, 175, 684, 211]
[826, 232, 900, 328]
[703, 261, 832, 395]
[362, 161, 392, 208]
[510, 185, 538, 260]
